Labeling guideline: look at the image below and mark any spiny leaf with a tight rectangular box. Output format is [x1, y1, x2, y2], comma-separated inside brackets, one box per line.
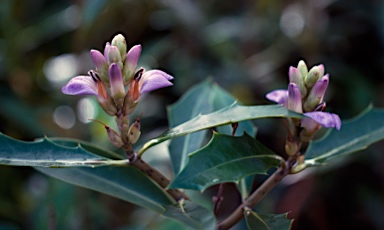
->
[169, 133, 283, 191]
[168, 80, 215, 174]
[305, 105, 384, 165]
[140, 104, 302, 155]
[244, 210, 293, 230]
[0, 133, 126, 167]
[167, 79, 256, 175]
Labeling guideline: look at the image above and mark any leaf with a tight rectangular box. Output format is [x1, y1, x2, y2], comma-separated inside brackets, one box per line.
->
[35, 166, 174, 214]
[0, 133, 214, 228]
[140, 104, 302, 155]
[47, 137, 125, 160]
[163, 200, 216, 230]
[167, 79, 256, 174]
[168, 80, 215, 174]
[0, 133, 127, 167]
[209, 83, 257, 137]
[169, 133, 283, 191]
[305, 105, 384, 164]
[244, 210, 293, 230]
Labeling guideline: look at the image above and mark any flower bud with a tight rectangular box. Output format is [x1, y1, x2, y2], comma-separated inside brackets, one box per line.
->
[303, 75, 329, 112]
[106, 127, 124, 148]
[305, 66, 321, 88]
[285, 139, 301, 156]
[128, 117, 141, 144]
[287, 83, 303, 113]
[109, 64, 125, 106]
[90, 49, 109, 84]
[123, 45, 141, 85]
[107, 46, 123, 69]
[111, 34, 127, 61]
[297, 60, 308, 80]
[289, 66, 307, 98]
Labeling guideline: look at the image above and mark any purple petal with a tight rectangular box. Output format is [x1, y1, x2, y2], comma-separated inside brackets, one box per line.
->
[107, 46, 121, 64]
[139, 70, 173, 94]
[265, 90, 288, 105]
[103, 42, 111, 60]
[125, 45, 142, 72]
[304, 111, 342, 130]
[288, 83, 303, 113]
[109, 63, 125, 97]
[90, 49, 107, 70]
[303, 74, 329, 112]
[62, 76, 98, 96]
[289, 67, 302, 83]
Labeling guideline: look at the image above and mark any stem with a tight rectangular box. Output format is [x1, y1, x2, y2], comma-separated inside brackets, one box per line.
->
[217, 157, 296, 230]
[130, 156, 189, 201]
[213, 183, 225, 215]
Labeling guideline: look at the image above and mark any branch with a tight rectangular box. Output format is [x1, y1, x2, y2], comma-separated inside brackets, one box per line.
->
[130, 156, 189, 201]
[217, 158, 296, 230]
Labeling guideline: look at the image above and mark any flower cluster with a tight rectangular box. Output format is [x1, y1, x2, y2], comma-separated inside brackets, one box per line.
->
[62, 34, 173, 116]
[266, 60, 341, 155]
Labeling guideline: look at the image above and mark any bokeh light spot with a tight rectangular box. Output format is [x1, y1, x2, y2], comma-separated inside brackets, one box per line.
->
[77, 98, 97, 123]
[280, 5, 305, 38]
[53, 106, 76, 129]
[44, 54, 78, 88]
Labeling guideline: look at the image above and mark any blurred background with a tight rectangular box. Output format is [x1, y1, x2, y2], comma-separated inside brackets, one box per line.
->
[0, 0, 384, 229]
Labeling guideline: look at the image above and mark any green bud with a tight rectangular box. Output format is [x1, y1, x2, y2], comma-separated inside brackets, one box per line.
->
[107, 46, 123, 69]
[304, 66, 321, 88]
[297, 60, 308, 80]
[111, 34, 127, 61]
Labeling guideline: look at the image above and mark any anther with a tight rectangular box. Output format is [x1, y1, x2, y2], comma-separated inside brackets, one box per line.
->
[88, 70, 101, 82]
[134, 68, 144, 81]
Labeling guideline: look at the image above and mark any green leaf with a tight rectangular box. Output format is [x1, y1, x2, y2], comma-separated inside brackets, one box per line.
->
[46, 137, 125, 160]
[140, 104, 302, 155]
[35, 166, 173, 214]
[244, 210, 293, 230]
[169, 133, 283, 191]
[167, 80, 256, 174]
[168, 80, 215, 174]
[0, 133, 214, 228]
[163, 200, 216, 230]
[305, 105, 384, 164]
[0, 133, 127, 167]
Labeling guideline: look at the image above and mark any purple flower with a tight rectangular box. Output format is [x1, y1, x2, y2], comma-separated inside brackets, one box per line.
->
[128, 68, 174, 103]
[62, 34, 174, 116]
[266, 61, 341, 131]
[62, 71, 117, 115]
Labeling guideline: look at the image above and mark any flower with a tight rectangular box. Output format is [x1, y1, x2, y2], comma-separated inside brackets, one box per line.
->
[266, 60, 341, 140]
[62, 34, 174, 116]
[62, 71, 117, 115]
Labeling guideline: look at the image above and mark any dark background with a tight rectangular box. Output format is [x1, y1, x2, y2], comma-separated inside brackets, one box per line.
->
[0, 0, 383, 229]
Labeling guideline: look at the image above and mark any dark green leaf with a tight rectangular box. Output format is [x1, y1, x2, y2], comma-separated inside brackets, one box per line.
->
[163, 200, 216, 230]
[244, 210, 293, 230]
[168, 80, 215, 174]
[305, 105, 384, 164]
[167, 80, 257, 174]
[0, 133, 127, 167]
[140, 104, 302, 155]
[36, 166, 173, 214]
[169, 133, 283, 191]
